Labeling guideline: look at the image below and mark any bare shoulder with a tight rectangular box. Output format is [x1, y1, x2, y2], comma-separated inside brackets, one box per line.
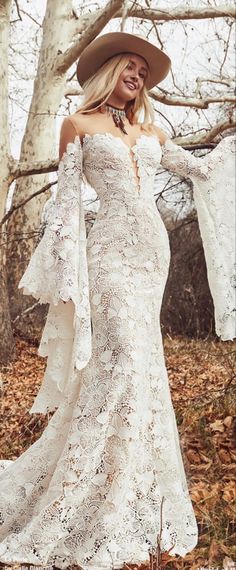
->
[69, 111, 100, 137]
[147, 123, 170, 145]
[68, 112, 90, 135]
[59, 113, 90, 159]
[59, 116, 78, 160]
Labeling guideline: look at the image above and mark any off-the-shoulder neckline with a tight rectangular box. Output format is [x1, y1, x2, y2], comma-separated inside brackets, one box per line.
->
[81, 131, 161, 152]
[59, 132, 173, 164]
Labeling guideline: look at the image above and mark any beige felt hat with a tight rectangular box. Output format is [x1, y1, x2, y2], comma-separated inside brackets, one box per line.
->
[76, 32, 171, 90]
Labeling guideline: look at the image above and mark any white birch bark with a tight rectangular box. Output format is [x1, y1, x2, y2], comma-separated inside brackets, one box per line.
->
[6, 0, 124, 334]
[74, 4, 235, 34]
[0, 0, 14, 363]
[6, 0, 75, 326]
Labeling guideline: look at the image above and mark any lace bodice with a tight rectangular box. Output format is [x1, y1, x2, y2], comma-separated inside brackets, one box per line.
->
[18, 131, 235, 414]
[82, 132, 162, 197]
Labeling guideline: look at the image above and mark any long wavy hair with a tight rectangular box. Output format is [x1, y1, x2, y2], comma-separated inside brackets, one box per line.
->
[75, 53, 155, 132]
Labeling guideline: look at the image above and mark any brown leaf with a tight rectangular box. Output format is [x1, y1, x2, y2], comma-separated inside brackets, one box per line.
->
[223, 556, 236, 568]
[209, 419, 225, 432]
[223, 416, 233, 428]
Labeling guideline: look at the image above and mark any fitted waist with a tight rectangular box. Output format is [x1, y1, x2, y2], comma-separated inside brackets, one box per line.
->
[96, 197, 157, 223]
[87, 204, 168, 253]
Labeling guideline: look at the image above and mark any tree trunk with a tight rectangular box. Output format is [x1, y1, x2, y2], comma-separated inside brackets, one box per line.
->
[0, 0, 14, 363]
[161, 215, 215, 338]
[6, 0, 73, 332]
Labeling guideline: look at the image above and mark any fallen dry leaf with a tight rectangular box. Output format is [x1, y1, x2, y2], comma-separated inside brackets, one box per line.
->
[1, 334, 235, 569]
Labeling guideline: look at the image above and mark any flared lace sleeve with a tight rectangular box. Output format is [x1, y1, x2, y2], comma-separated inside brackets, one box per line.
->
[161, 136, 236, 341]
[18, 135, 92, 413]
[19, 137, 83, 305]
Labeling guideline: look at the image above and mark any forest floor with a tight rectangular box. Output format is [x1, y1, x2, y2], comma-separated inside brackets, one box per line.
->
[0, 334, 235, 570]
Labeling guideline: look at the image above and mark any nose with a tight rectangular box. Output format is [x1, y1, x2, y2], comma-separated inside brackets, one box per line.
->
[129, 71, 139, 84]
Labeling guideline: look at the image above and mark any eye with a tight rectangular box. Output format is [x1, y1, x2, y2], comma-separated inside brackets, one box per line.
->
[126, 61, 147, 80]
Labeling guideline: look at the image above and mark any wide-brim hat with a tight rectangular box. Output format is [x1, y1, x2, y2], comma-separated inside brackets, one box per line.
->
[76, 32, 171, 90]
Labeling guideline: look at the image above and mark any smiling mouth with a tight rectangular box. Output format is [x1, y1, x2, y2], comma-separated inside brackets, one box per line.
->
[124, 81, 137, 91]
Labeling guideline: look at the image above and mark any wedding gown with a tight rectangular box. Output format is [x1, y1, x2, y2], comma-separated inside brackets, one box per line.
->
[0, 125, 235, 570]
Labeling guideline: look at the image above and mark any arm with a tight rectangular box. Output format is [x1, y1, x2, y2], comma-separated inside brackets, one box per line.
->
[59, 116, 80, 160]
[154, 125, 236, 341]
[20, 117, 92, 413]
[59, 117, 81, 303]
[18, 116, 84, 305]
[152, 125, 209, 180]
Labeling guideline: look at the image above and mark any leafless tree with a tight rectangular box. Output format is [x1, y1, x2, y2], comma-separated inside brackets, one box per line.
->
[0, 0, 235, 362]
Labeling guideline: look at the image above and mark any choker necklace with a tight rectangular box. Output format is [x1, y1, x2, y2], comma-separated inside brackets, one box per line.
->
[105, 103, 128, 135]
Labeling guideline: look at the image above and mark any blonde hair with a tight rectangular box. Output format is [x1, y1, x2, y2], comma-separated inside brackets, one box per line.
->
[76, 53, 155, 131]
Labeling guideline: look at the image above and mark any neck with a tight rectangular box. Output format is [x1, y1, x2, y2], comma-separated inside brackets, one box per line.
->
[105, 95, 126, 110]
[106, 103, 125, 111]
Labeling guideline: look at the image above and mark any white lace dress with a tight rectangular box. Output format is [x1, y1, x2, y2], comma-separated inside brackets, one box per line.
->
[0, 132, 235, 570]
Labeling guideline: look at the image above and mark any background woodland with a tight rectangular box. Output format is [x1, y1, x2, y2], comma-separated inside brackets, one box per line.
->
[0, 2, 235, 568]
[0, 0, 235, 363]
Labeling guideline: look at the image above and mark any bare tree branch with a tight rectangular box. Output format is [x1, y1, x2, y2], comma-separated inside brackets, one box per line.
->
[56, 0, 125, 75]
[173, 117, 236, 145]
[64, 84, 236, 109]
[0, 181, 56, 229]
[196, 77, 233, 95]
[150, 92, 236, 109]
[11, 0, 21, 23]
[73, 4, 236, 35]
[219, 20, 233, 75]
[12, 302, 40, 323]
[20, 8, 42, 27]
[125, 4, 236, 21]
[9, 158, 58, 182]
[120, 0, 129, 31]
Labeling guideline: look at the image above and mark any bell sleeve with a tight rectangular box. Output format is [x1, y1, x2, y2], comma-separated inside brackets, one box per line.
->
[160, 135, 236, 341]
[18, 135, 92, 413]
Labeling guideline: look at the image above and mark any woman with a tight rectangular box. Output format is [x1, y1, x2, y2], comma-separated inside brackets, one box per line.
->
[0, 32, 235, 570]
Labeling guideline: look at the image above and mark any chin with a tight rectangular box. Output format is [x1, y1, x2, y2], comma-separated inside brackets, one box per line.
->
[116, 85, 137, 102]
[122, 91, 136, 103]
[124, 87, 138, 99]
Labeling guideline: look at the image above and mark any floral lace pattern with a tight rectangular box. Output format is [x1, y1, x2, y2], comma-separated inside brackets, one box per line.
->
[18, 138, 92, 411]
[161, 136, 236, 341]
[0, 132, 234, 569]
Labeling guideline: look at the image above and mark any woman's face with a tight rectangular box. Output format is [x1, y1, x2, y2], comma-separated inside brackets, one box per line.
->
[113, 53, 149, 102]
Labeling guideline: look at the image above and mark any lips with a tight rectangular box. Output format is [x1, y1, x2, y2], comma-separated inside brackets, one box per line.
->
[124, 81, 137, 91]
